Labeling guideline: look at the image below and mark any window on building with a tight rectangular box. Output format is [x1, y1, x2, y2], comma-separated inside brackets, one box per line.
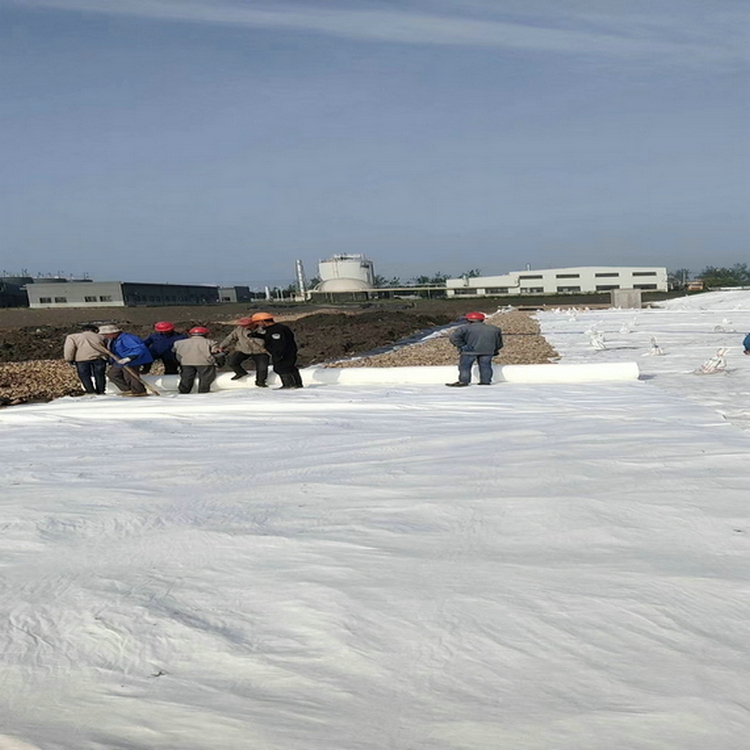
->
[595, 272, 619, 278]
[99, 295, 112, 302]
[520, 287, 544, 294]
[39, 297, 52, 304]
[54, 297, 67, 303]
[84, 296, 97, 302]
[556, 286, 581, 293]
[555, 274, 580, 279]
[632, 271, 657, 277]
[453, 289, 476, 295]
[485, 287, 509, 294]
[634, 284, 657, 290]
[519, 275, 543, 280]
[596, 284, 620, 291]
[221, 296, 232, 302]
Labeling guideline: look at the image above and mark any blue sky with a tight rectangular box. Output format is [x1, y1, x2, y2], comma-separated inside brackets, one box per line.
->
[1, 0, 747, 287]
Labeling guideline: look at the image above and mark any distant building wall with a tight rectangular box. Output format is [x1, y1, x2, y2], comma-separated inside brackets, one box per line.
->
[28, 281, 221, 308]
[121, 283, 219, 306]
[219, 286, 253, 303]
[28, 281, 125, 308]
[0, 277, 32, 307]
[445, 266, 668, 297]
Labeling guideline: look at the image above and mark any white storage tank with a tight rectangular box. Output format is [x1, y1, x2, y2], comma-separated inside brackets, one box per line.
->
[317, 254, 375, 293]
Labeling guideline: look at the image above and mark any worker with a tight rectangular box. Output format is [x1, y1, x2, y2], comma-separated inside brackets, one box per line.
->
[63, 324, 108, 394]
[98, 324, 153, 397]
[250, 312, 303, 389]
[141, 321, 187, 374]
[219, 316, 270, 387]
[172, 326, 221, 394]
[446, 312, 503, 387]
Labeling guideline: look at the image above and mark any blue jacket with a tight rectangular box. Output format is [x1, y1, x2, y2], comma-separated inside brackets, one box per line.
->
[110, 332, 153, 366]
[143, 331, 187, 358]
[744, 333, 750, 352]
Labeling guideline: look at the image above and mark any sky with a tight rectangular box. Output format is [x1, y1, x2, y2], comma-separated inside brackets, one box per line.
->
[1, 0, 748, 288]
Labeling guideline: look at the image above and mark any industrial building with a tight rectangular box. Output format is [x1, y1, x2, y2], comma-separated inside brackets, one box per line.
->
[218, 286, 254, 303]
[445, 266, 668, 298]
[0, 276, 33, 307]
[27, 281, 220, 308]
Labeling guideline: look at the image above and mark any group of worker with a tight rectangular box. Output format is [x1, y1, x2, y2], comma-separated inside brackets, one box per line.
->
[64, 309, 508, 396]
[63, 312, 301, 397]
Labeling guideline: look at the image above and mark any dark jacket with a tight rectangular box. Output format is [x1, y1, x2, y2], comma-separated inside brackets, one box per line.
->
[253, 323, 298, 361]
[744, 333, 750, 352]
[109, 332, 153, 366]
[143, 331, 187, 358]
[449, 321, 503, 356]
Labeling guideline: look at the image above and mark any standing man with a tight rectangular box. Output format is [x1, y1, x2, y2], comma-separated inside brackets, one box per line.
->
[63, 324, 108, 394]
[446, 312, 503, 387]
[98, 324, 153, 397]
[220, 316, 270, 386]
[142, 321, 186, 374]
[250, 312, 303, 389]
[172, 326, 221, 394]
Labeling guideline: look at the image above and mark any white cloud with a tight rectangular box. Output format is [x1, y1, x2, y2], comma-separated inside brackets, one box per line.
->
[7, 0, 747, 67]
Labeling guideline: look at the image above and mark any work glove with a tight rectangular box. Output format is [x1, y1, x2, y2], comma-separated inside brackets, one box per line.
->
[116, 357, 132, 365]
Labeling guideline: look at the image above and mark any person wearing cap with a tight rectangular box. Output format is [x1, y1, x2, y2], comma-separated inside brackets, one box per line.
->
[172, 326, 221, 394]
[446, 312, 503, 387]
[63, 324, 108, 394]
[250, 312, 303, 389]
[141, 321, 187, 375]
[98, 324, 153, 397]
[219, 316, 270, 386]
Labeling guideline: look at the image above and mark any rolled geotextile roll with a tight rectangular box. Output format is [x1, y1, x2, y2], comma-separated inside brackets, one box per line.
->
[134, 362, 639, 392]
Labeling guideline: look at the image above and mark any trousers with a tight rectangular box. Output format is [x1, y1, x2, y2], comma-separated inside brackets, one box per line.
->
[458, 354, 494, 385]
[178, 365, 216, 393]
[75, 360, 107, 394]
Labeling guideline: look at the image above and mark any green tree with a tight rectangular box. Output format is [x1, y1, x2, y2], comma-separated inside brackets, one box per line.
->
[460, 269, 482, 278]
[699, 264, 750, 288]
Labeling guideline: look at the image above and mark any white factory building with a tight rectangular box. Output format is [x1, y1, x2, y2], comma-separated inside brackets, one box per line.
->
[445, 266, 668, 297]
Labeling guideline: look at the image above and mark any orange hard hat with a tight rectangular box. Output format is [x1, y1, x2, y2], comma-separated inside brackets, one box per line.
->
[251, 312, 274, 323]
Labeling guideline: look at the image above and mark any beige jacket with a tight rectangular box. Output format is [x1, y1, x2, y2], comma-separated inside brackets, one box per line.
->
[64, 331, 107, 362]
[220, 326, 266, 355]
[172, 336, 220, 366]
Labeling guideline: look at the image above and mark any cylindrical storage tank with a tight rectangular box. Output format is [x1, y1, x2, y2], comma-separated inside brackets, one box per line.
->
[318, 254, 374, 288]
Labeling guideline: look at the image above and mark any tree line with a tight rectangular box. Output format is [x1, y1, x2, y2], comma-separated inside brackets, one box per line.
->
[669, 264, 750, 289]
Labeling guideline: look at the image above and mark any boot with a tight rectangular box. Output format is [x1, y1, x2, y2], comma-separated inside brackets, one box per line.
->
[277, 373, 297, 389]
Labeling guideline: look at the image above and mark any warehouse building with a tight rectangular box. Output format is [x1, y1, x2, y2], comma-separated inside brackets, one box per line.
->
[27, 281, 220, 308]
[445, 266, 668, 297]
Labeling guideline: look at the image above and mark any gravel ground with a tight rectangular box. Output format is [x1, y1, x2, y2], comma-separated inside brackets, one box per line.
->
[328, 310, 557, 367]
[0, 310, 556, 406]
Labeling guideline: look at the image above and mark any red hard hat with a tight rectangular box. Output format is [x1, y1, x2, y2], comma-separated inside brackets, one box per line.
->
[154, 321, 175, 332]
[465, 312, 486, 321]
[237, 317, 254, 326]
[189, 326, 209, 335]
